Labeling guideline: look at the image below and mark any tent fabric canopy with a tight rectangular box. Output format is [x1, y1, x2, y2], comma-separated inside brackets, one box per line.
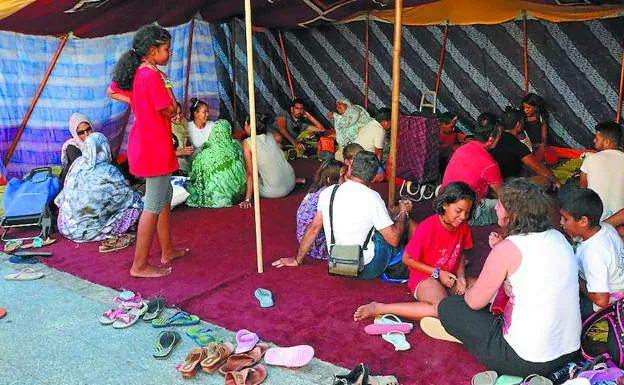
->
[0, 0, 623, 37]
[369, 0, 624, 25]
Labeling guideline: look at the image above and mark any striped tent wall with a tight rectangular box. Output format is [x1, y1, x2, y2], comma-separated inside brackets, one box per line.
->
[211, 17, 624, 149]
[0, 20, 218, 177]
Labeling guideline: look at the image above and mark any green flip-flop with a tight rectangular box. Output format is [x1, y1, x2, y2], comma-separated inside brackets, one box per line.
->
[151, 311, 200, 328]
[153, 331, 180, 359]
[185, 325, 220, 346]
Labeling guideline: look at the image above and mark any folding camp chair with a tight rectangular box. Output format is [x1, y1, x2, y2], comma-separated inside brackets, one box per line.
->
[419, 89, 437, 113]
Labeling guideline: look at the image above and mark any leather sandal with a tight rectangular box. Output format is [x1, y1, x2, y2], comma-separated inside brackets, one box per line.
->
[179, 347, 207, 379]
[200, 342, 234, 373]
[219, 342, 269, 375]
[224, 364, 267, 385]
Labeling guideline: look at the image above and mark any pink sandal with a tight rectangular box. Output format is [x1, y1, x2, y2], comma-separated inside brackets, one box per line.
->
[99, 308, 127, 325]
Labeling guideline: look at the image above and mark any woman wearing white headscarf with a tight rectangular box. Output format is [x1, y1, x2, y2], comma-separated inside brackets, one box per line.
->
[60, 112, 94, 186]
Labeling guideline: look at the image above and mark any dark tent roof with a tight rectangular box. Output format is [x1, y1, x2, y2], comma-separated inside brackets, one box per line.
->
[0, 0, 622, 38]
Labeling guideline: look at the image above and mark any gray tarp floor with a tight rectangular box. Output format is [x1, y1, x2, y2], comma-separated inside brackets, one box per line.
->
[0, 258, 345, 385]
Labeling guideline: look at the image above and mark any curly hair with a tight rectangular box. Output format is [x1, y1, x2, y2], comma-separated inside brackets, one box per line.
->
[499, 178, 552, 237]
[309, 159, 344, 193]
[112, 24, 171, 91]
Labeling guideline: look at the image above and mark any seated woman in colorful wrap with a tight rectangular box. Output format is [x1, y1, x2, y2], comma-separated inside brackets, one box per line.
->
[55, 133, 143, 242]
[186, 120, 246, 208]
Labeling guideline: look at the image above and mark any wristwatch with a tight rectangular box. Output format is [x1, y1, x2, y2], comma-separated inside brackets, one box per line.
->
[431, 267, 441, 279]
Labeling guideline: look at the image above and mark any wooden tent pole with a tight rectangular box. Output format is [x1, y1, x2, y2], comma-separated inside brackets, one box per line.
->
[278, 30, 295, 99]
[523, 12, 529, 95]
[617, 41, 624, 124]
[364, 13, 370, 109]
[388, 0, 403, 206]
[183, 18, 195, 111]
[244, 0, 264, 273]
[4, 34, 68, 166]
[434, 22, 448, 96]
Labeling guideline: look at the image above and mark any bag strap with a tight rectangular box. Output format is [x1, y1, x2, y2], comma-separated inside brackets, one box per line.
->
[329, 184, 375, 251]
[329, 184, 340, 248]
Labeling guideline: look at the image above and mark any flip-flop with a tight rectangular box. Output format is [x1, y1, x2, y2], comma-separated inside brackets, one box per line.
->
[365, 314, 413, 335]
[4, 268, 44, 281]
[224, 364, 267, 385]
[200, 342, 235, 373]
[4, 240, 22, 253]
[143, 298, 166, 321]
[264, 345, 314, 368]
[496, 375, 524, 385]
[419, 317, 462, 344]
[179, 347, 207, 379]
[370, 375, 400, 385]
[522, 374, 553, 385]
[254, 288, 274, 308]
[21, 237, 56, 249]
[112, 302, 148, 328]
[382, 331, 411, 351]
[152, 311, 200, 328]
[185, 325, 219, 346]
[12, 251, 52, 258]
[153, 331, 181, 359]
[472, 371, 498, 385]
[0, 307, 6, 319]
[99, 308, 127, 325]
[219, 342, 269, 374]
[99, 234, 134, 253]
[8, 255, 37, 264]
[235, 329, 260, 353]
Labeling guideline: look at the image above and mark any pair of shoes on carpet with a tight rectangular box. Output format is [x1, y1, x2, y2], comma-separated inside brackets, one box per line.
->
[471, 371, 554, 385]
[99, 233, 135, 253]
[333, 363, 399, 385]
[3, 237, 56, 253]
[364, 314, 412, 352]
[398, 181, 437, 202]
[99, 302, 148, 328]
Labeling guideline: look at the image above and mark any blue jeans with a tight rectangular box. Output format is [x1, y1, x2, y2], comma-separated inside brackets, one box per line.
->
[358, 232, 396, 280]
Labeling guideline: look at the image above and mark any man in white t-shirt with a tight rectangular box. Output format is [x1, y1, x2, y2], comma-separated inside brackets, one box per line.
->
[580, 121, 624, 220]
[560, 188, 624, 317]
[273, 151, 411, 279]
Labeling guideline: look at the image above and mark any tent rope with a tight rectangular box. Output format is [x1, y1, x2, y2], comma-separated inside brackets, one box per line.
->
[184, 18, 195, 111]
[434, 21, 448, 96]
[278, 30, 295, 99]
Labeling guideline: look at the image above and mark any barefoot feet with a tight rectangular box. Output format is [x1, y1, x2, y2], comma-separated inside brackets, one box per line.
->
[353, 302, 381, 321]
[130, 264, 171, 278]
[161, 248, 190, 265]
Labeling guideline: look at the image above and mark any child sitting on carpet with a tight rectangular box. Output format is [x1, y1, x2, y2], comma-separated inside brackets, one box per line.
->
[560, 188, 624, 318]
[353, 182, 476, 321]
[295, 159, 346, 261]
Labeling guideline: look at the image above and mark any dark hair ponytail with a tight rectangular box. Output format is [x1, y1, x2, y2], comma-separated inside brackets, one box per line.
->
[189, 97, 208, 120]
[245, 113, 273, 135]
[112, 24, 171, 91]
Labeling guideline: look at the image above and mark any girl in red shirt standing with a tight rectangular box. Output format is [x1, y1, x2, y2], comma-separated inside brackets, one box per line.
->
[109, 25, 188, 278]
[354, 182, 476, 321]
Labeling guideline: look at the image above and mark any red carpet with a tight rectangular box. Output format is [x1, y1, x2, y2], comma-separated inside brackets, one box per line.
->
[42, 159, 492, 384]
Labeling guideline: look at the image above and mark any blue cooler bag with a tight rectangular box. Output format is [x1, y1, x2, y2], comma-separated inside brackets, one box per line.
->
[2, 167, 60, 217]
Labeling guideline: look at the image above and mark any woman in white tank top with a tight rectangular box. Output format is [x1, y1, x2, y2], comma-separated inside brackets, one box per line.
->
[424, 178, 581, 378]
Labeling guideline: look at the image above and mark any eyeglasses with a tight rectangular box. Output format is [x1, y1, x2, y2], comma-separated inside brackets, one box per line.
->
[77, 127, 92, 136]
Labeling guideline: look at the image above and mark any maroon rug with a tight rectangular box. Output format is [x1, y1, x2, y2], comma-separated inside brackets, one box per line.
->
[41, 159, 491, 384]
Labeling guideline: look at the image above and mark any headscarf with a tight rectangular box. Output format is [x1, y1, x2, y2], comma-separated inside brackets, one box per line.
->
[186, 119, 247, 208]
[61, 112, 93, 165]
[54, 133, 143, 242]
[333, 99, 374, 146]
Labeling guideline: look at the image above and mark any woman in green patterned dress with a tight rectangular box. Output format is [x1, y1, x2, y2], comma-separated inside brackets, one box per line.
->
[185, 120, 246, 208]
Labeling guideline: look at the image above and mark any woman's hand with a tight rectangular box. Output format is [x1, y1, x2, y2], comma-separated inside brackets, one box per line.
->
[176, 146, 193, 157]
[453, 276, 467, 295]
[271, 257, 299, 268]
[327, 111, 334, 120]
[439, 270, 457, 288]
[488, 231, 503, 248]
[239, 199, 252, 209]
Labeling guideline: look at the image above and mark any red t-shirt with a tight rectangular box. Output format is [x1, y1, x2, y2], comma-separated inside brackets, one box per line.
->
[405, 215, 473, 294]
[439, 131, 457, 158]
[441, 141, 503, 201]
[110, 68, 177, 177]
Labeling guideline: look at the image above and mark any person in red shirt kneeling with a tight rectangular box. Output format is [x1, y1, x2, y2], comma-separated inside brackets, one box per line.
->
[353, 182, 476, 321]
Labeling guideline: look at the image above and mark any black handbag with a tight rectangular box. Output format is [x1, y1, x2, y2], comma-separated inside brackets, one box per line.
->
[328, 185, 374, 277]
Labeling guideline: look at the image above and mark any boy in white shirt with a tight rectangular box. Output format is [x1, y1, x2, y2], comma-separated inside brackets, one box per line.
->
[560, 188, 624, 318]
